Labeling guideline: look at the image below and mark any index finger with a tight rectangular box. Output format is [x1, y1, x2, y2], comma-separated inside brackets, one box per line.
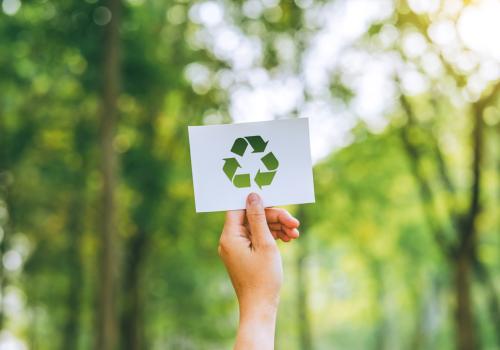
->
[265, 208, 300, 228]
[225, 210, 245, 227]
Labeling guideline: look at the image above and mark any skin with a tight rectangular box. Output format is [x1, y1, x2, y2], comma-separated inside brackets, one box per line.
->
[218, 193, 300, 350]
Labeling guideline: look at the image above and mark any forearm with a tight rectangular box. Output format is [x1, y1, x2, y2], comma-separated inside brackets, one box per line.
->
[235, 302, 278, 350]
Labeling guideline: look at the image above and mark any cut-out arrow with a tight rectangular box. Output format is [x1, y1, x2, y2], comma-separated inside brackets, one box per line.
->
[233, 174, 251, 188]
[245, 136, 268, 153]
[231, 137, 248, 156]
[223, 135, 278, 189]
[261, 152, 279, 171]
[223, 158, 241, 180]
[254, 170, 276, 189]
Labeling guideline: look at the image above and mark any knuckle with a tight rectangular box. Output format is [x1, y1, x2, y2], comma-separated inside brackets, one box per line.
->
[277, 208, 287, 216]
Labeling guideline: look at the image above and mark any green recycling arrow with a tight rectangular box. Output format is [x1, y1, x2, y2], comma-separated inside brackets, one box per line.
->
[233, 174, 251, 188]
[222, 135, 279, 189]
[255, 170, 276, 189]
[261, 152, 279, 171]
[231, 137, 248, 156]
[223, 158, 241, 180]
[245, 136, 268, 153]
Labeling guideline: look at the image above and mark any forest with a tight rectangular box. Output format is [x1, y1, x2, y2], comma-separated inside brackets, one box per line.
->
[0, 0, 499, 349]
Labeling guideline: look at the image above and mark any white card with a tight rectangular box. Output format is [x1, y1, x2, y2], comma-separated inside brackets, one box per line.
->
[188, 118, 315, 212]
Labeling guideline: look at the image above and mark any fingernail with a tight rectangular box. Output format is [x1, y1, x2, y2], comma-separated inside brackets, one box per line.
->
[247, 192, 260, 205]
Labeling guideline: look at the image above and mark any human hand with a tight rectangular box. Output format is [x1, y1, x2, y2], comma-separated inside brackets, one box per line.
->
[218, 193, 300, 350]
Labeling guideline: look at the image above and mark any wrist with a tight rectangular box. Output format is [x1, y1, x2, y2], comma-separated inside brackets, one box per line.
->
[235, 300, 279, 350]
[239, 299, 279, 325]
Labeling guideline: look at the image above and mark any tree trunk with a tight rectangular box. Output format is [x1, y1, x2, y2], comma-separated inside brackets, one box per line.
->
[61, 193, 85, 350]
[454, 250, 476, 350]
[0, 189, 9, 330]
[295, 208, 313, 350]
[121, 230, 147, 350]
[473, 258, 500, 348]
[371, 261, 386, 350]
[0, 112, 9, 330]
[96, 0, 121, 348]
[451, 97, 484, 350]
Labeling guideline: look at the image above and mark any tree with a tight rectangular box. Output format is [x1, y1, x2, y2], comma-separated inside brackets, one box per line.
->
[96, 0, 121, 348]
[398, 84, 500, 350]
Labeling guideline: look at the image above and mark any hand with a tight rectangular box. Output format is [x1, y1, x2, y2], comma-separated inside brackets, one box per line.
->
[218, 193, 300, 350]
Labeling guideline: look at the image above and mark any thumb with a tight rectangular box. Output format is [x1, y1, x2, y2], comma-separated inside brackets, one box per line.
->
[246, 193, 274, 247]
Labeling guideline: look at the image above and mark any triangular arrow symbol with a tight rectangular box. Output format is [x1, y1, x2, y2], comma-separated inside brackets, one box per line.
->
[261, 152, 279, 171]
[245, 136, 268, 153]
[254, 169, 276, 189]
[223, 158, 241, 180]
[233, 173, 251, 188]
[231, 138, 248, 156]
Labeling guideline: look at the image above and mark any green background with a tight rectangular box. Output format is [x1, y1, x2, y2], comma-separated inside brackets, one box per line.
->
[0, 0, 499, 349]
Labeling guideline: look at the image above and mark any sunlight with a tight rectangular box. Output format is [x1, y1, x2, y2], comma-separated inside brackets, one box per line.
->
[458, 0, 500, 61]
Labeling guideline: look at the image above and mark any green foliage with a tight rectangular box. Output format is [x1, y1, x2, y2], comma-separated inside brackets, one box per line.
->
[0, 0, 499, 349]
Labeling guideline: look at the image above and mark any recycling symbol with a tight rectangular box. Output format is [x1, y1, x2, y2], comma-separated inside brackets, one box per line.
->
[223, 136, 279, 189]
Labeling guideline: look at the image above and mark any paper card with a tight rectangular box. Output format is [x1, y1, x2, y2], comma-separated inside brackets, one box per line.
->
[188, 118, 315, 212]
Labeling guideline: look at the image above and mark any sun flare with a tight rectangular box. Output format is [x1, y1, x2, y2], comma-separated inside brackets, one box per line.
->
[458, 0, 500, 60]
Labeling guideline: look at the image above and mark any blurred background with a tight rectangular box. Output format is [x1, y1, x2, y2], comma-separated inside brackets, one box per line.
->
[0, 0, 499, 349]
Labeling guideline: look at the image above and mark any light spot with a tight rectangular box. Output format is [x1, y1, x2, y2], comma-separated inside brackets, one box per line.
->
[401, 69, 429, 96]
[295, 0, 313, 10]
[421, 51, 443, 78]
[458, 0, 500, 60]
[167, 4, 185, 25]
[93, 6, 112, 26]
[0, 205, 8, 223]
[190, 1, 223, 27]
[402, 31, 427, 58]
[0, 330, 28, 350]
[378, 24, 399, 48]
[408, 0, 439, 14]
[263, 5, 282, 23]
[483, 106, 500, 126]
[2, 0, 21, 15]
[3, 250, 22, 272]
[213, 27, 240, 54]
[184, 63, 212, 94]
[428, 20, 457, 47]
[261, 0, 280, 8]
[203, 111, 224, 124]
[243, 0, 263, 19]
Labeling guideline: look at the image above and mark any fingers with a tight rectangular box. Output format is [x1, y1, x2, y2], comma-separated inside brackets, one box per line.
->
[271, 230, 290, 242]
[246, 193, 275, 247]
[228, 196, 300, 244]
[278, 231, 291, 242]
[269, 223, 299, 241]
[225, 210, 245, 227]
[265, 208, 300, 229]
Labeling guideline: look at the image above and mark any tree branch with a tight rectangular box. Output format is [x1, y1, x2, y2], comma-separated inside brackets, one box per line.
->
[428, 98, 457, 198]
[462, 82, 500, 246]
[398, 95, 454, 257]
[472, 255, 500, 348]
